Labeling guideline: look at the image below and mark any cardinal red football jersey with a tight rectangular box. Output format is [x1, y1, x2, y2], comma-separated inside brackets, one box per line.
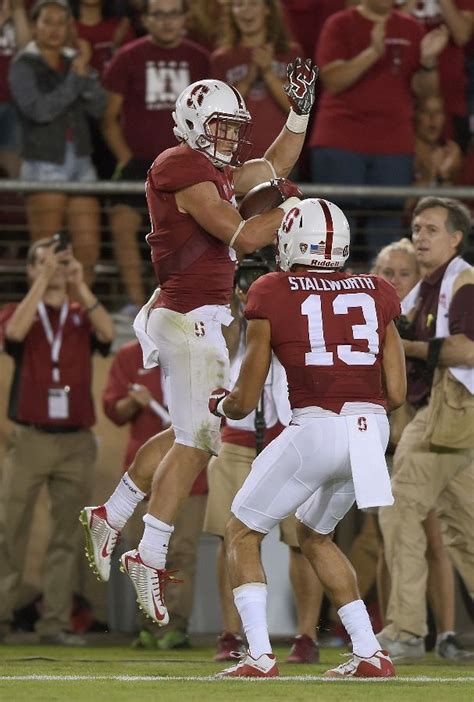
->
[146, 144, 237, 313]
[245, 270, 400, 412]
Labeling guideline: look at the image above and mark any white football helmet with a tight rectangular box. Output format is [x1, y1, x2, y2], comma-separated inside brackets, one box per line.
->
[172, 79, 252, 167]
[278, 198, 350, 271]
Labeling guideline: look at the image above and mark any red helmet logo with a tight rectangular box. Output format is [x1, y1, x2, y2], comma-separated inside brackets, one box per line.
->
[186, 84, 210, 109]
[282, 207, 300, 234]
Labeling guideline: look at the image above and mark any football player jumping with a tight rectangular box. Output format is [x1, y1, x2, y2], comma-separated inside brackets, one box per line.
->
[80, 59, 319, 625]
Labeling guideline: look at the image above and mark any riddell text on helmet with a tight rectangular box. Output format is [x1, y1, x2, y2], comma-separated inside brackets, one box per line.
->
[311, 258, 346, 267]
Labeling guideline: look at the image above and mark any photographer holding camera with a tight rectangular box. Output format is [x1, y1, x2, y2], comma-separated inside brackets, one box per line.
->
[0, 234, 114, 645]
[203, 251, 324, 665]
[377, 197, 474, 660]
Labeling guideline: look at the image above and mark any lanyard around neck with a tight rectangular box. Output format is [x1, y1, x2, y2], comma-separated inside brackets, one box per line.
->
[37, 299, 69, 383]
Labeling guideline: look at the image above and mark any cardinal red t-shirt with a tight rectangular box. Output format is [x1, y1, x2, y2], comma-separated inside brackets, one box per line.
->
[309, 7, 424, 154]
[281, 0, 345, 60]
[74, 18, 135, 76]
[211, 43, 301, 159]
[102, 36, 211, 159]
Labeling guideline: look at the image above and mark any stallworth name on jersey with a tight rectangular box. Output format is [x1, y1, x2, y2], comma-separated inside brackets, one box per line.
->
[287, 275, 376, 292]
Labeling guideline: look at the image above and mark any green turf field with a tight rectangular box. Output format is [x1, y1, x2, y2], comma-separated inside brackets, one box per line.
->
[0, 644, 473, 702]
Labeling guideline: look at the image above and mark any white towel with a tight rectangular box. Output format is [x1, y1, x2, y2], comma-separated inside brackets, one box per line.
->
[345, 414, 393, 509]
[401, 256, 473, 394]
[133, 288, 161, 369]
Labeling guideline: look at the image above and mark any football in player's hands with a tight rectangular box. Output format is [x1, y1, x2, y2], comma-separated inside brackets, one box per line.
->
[209, 388, 231, 417]
[239, 178, 302, 219]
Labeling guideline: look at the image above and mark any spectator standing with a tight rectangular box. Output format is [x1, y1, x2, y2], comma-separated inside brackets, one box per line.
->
[0, 0, 31, 177]
[281, 0, 345, 65]
[70, 0, 135, 178]
[184, 0, 226, 50]
[101, 339, 207, 650]
[101, 0, 211, 312]
[211, 0, 301, 160]
[396, 0, 474, 152]
[9, 0, 107, 285]
[71, 0, 134, 76]
[377, 197, 474, 660]
[309, 0, 449, 253]
[0, 236, 114, 645]
[413, 93, 463, 187]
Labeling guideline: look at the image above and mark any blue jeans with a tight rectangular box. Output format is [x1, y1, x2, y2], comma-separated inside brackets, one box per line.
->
[310, 147, 414, 258]
[20, 142, 97, 183]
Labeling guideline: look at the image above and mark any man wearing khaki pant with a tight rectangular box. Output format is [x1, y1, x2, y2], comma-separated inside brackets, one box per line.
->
[0, 236, 114, 644]
[377, 197, 474, 660]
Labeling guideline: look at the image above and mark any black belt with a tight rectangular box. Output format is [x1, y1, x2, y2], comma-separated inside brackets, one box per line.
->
[18, 422, 83, 434]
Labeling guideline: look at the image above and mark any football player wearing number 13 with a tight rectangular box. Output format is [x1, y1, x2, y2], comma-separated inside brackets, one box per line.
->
[209, 198, 407, 678]
[80, 59, 319, 622]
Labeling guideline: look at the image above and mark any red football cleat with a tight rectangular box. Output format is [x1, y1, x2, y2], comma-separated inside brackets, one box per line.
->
[324, 650, 395, 678]
[286, 634, 320, 663]
[216, 652, 279, 678]
[213, 632, 245, 662]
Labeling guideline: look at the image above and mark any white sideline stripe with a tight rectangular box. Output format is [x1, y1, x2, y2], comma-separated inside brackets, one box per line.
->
[0, 675, 473, 683]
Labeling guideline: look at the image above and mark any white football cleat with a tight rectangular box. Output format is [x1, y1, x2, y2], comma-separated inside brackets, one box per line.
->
[216, 652, 279, 678]
[324, 650, 395, 678]
[79, 505, 120, 582]
[120, 549, 181, 626]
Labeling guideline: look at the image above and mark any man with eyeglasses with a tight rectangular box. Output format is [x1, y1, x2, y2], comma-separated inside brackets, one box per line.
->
[100, 0, 210, 315]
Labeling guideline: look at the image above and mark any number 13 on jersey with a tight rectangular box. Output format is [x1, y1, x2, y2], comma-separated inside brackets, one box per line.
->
[302, 292, 379, 367]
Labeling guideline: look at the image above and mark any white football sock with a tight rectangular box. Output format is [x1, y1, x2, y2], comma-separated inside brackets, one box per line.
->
[233, 583, 272, 659]
[338, 599, 380, 658]
[138, 513, 174, 569]
[104, 472, 146, 530]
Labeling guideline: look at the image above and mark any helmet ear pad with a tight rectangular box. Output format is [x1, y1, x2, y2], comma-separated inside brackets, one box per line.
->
[278, 199, 351, 271]
[172, 80, 252, 167]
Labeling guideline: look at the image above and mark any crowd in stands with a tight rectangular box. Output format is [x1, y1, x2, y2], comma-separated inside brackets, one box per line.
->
[0, 0, 473, 290]
[0, 0, 473, 660]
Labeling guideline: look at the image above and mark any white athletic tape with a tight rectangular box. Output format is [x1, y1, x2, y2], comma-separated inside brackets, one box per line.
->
[229, 220, 246, 248]
[285, 109, 310, 134]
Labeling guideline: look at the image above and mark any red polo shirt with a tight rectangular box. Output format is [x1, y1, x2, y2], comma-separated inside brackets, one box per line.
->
[0, 301, 110, 428]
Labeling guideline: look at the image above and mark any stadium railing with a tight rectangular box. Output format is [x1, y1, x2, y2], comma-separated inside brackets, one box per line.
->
[1, 180, 473, 307]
